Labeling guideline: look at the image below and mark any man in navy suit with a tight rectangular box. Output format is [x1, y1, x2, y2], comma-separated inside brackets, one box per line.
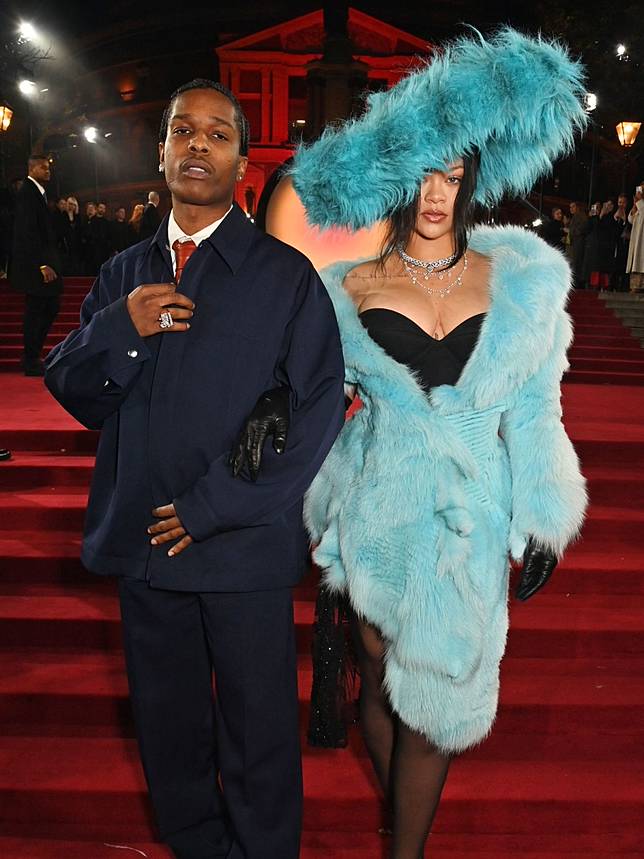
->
[10, 155, 63, 375]
[45, 79, 345, 859]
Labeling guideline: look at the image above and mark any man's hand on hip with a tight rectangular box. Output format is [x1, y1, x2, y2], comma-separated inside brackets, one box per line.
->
[127, 283, 195, 337]
[148, 503, 193, 557]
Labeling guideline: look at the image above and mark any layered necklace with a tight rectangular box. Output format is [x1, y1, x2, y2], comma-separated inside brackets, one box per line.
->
[396, 244, 468, 298]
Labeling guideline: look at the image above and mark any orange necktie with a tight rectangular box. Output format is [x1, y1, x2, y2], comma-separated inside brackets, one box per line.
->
[173, 239, 197, 284]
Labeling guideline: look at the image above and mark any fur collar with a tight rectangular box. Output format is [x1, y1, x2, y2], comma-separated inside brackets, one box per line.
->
[320, 225, 573, 415]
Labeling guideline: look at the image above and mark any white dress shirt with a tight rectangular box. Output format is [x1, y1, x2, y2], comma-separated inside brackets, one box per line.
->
[27, 175, 46, 197]
[167, 207, 232, 275]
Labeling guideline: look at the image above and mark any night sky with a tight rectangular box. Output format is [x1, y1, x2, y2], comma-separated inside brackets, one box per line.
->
[1, 1, 535, 44]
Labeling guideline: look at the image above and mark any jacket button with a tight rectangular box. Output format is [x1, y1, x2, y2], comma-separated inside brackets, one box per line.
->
[127, 349, 138, 358]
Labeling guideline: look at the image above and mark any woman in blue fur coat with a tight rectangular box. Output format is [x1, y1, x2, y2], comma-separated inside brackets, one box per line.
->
[235, 28, 589, 858]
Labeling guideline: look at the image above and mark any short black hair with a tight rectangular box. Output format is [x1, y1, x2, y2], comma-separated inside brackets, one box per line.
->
[159, 79, 250, 156]
[379, 149, 480, 269]
[28, 154, 48, 165]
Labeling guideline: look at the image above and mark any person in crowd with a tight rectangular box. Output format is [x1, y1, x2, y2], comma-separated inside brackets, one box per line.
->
[568, 200, 590, 287]
[44, 78, 345, 859]
[110, 205, 132, 253]
[541, 206, 565, 249]
[81, 201, 97, 275]
[93, 202, 113, 267]
[139, 190, 161, 240]
[236, 28, 588, 858]
[613, 193, 631, 291]
[128, 202, 145, 240]
[627, 185, 644, 293]
[9, 154, 64, 376]
[60, 196, 83, 276]
[52, 197, 67, 257]
[82, 200, 111, 273]
[583, 200, 621, 290]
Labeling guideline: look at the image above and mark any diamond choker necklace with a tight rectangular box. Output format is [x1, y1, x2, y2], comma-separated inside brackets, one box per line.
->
[396, 245, 458, 273]
[396, 245, 467, 298]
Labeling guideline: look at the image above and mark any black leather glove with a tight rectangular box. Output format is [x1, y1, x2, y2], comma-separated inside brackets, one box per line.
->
[230, 387, 290, 481]
[515, 538, 558, 601]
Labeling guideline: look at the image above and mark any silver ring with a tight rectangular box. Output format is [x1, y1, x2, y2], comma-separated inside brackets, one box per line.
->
[158, 310, 174, 329]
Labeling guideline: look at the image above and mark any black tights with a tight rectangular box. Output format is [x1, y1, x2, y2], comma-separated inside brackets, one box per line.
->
[352, 616, 451, 859]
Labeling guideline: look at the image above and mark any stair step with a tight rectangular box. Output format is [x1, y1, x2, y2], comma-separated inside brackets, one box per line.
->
[568, 357, 644, 373]
[2, 834, 644, 859]
[2, 593, 644, 658]
[564, 369, 644, 385]
[1, 647, 642, 750]
[569, 346, 643, 360]
[0, 736, 641, 835]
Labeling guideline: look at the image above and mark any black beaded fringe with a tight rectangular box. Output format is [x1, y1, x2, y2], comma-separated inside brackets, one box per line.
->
[307, 586, 358, 748]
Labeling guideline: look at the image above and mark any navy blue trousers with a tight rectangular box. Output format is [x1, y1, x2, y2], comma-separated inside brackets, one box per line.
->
[118, 579, 302, 859]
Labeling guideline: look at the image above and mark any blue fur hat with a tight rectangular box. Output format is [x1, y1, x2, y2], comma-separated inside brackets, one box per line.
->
[291, 28, 588, 229]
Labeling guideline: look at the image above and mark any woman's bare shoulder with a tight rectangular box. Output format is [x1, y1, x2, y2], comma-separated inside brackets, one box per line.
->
[342, 259, 381, 300]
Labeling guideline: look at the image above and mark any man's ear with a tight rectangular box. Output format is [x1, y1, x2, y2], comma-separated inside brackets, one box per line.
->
[236, 156, 249, 181]
[158, 141, 165, 169]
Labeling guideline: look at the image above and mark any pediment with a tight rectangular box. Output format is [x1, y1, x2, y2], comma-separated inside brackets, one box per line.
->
[218, 7, 432, 56]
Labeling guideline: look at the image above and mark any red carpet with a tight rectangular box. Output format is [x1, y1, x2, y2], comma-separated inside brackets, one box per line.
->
[1, 282, 644, 857]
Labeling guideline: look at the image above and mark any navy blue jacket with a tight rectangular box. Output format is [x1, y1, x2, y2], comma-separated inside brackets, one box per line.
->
[45, 204, 345, 591]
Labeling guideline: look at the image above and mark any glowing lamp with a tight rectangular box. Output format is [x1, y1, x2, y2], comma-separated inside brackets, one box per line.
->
[616, 121, 641, 148]
[0, 103, 13, 132]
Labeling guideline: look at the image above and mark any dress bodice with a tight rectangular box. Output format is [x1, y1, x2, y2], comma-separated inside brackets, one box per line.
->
[358, 308, 486, 391]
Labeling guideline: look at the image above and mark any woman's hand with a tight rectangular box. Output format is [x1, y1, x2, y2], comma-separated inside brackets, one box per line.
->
[515, 538, 558, 601]
[230, 387, 290, 481]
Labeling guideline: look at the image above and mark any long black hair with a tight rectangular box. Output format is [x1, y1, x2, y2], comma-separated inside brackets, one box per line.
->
[379, 149, 480, 269]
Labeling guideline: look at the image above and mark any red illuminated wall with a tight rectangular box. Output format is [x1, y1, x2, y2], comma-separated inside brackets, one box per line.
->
[217, 7, 433, 212]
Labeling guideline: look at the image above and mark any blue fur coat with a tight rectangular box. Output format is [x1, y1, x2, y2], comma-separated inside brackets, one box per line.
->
[304, 225, 588, 753]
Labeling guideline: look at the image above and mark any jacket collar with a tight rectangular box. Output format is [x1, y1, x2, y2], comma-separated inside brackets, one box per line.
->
[321, 225, 573, 415]
[149, 202, 255, 275]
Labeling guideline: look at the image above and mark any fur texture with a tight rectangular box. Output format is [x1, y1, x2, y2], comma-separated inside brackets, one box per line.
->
[304, 226, 588, 753]
[291, 28, 587, 229]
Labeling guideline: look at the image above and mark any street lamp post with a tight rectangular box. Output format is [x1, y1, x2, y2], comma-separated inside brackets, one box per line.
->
[616, 121, 642, 193]
[84, 127, 103, 201]
[584, 93, 598, 209]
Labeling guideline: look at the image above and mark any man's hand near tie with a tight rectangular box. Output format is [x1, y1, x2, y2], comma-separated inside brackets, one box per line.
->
[127, 283, 195, 337]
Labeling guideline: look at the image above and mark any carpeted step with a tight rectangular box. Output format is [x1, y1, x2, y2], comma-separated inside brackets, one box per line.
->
[570, 345, 644, 360]
[571, 333, 641, 347]
[2, 485, 641, 539]
[564, 369, 644, 385]
[2, 832, 644, 859]
[0, 428, 97, 454]
[4, 545, 643, 594]
[0, 454, 95, 489]
[0, 312, 81, 323]
[2, 592, 644, 658]
[1, 648, 642, 756]
[4, 456, 643, 505]
[572, 324, 632, 336]
[0, 323, 77, 335]
[0, 735, 642, 837]
[568, 357, 644, 373]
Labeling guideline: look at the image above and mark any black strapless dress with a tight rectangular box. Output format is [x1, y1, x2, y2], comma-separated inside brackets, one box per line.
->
[358, 308, 486, 390]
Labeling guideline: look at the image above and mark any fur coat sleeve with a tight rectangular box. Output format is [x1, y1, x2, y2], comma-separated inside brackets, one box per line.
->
[500, 311, 587, 559]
